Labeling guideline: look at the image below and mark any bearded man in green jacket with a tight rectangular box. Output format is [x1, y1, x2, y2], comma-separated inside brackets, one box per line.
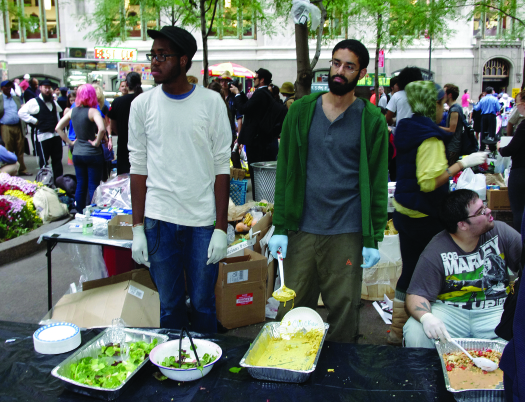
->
[268, 39, 389, 343]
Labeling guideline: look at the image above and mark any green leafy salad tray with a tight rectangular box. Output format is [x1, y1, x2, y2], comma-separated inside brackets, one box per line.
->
[51, 328, 169, 400]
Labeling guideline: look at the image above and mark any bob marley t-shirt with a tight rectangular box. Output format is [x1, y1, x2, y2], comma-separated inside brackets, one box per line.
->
[407, 221, 522, 310]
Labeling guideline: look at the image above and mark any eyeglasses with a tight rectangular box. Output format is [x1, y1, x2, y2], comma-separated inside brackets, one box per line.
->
[329, 60, 358, 74]
[146, 53, 179, 62]
[465, 202, 489, 219]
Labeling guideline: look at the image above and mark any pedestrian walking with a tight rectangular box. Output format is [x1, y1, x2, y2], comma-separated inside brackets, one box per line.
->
[386, 67, 423, 126]
[55, 84, 106, 212]
[108, 71, 143, 175]
[18, 78, 64, 183]
[473, 86, 501, 150]
[440, 83, 463, 166]
[129, 26, 231, 332]
[0, 80, 30, 176]
[268, 39, 389, 343]
[230, 68, 278, 201]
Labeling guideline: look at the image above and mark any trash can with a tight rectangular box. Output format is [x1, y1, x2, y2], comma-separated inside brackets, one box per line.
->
[251, 161, 277, 203]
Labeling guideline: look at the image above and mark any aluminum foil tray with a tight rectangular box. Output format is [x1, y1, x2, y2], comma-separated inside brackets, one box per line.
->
[435, 338, 508, 402]
[239, 322, 329, 383]
[51, 328, 169, 401]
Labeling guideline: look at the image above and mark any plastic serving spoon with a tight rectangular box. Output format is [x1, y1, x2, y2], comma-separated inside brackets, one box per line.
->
[448, 338, 499, 372]
[272, 249, 296, 306]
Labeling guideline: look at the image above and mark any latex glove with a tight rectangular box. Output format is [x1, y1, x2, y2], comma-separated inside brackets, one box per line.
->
[459, 152, 488, 169]
[131, 225, 148, 265]
[268, 235, 288, 258]
[207, 229, 227, 265]
[361, 247, 380, 268]
[420, 312, 451, 343]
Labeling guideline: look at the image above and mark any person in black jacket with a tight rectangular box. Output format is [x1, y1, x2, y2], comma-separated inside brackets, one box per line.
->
[230, 68, 277, 201]
[498, 89, 525, 233]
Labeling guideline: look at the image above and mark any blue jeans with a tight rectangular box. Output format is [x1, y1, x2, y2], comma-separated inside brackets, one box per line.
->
[144, 218, 218, 332]
[72, 153, 104, 212]
[404, 302, 504, 348]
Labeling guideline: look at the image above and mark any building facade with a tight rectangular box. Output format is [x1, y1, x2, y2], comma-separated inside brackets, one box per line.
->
[1, 0, 523, 97]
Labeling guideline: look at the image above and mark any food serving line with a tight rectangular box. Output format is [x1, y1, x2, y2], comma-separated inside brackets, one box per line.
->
[0, 320, 457, 402]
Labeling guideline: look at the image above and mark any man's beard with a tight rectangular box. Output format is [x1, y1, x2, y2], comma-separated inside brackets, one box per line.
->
[328, 71, 360, 96]
[42, 93, 53, 102]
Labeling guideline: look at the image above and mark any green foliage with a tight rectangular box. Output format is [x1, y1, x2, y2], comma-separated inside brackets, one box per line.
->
[65, 339, 158, 389]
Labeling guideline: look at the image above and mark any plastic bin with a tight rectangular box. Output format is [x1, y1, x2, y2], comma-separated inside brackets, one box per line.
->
[230, 179, 248, 206]
[251, 161, 277, 203]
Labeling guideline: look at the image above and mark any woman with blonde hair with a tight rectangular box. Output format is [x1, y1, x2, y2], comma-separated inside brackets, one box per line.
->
[56, 84, 106, 212]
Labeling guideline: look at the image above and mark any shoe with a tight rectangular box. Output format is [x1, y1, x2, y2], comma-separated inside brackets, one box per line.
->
[18, 171, 32, 176]
[387, 299, 410, 346]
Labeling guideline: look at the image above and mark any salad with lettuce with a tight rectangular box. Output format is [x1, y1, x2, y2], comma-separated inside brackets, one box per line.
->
[65, 339, 158, 389]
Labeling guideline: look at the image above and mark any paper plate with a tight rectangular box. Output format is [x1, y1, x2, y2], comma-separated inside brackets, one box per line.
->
[281, 307, 324, 330]
[33, 322, 81, 355]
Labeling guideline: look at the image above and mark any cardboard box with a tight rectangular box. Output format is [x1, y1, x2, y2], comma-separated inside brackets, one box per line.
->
[43, 269, 160, 328]
[487, 187, 510, 210]
[108, 215, 133, 240]
[215, 249, 267, 329]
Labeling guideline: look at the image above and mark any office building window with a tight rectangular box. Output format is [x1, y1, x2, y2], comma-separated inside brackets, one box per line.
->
[5, 0, 59, 42]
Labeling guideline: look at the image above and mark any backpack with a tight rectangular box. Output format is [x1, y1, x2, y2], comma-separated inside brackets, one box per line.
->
[255, 89, 288, 144]
[36, 141, 55, 188]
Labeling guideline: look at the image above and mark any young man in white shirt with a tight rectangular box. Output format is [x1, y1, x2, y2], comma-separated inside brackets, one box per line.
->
[129, 26, 231, 333]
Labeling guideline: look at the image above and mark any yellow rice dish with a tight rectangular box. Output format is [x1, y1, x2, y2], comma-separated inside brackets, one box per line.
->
[250, 328, 324, 371]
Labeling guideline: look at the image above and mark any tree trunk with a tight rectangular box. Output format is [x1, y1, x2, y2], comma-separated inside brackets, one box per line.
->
[374, 13, 382, 106]
[295, 23, 313, 100]
[200, 0, 209, 87]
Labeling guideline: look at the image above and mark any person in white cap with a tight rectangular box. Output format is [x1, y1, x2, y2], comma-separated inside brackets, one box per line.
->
[19, 74, 30, 93]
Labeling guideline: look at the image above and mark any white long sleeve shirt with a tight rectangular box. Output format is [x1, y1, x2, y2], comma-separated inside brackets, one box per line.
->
[18, 94, 62, 142]
[128, 85, 231, 227]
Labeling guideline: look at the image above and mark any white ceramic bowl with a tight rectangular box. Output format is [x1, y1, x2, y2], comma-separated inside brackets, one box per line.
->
[149, 338, 222, 382]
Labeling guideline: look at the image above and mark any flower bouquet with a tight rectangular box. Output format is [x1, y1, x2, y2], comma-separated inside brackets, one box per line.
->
[0, 173, 43, 242]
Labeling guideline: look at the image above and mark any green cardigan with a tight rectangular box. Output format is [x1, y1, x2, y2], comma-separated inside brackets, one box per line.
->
[273, 92, 389, 249]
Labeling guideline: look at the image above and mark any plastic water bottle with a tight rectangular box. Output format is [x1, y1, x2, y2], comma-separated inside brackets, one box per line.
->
[83, 210, 94, 235]
[110, 168, 117, 179]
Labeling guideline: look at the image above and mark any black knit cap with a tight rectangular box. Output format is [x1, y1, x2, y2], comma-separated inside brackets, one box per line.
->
[147, 26, 197, 60]
[332, 39, 370, 70]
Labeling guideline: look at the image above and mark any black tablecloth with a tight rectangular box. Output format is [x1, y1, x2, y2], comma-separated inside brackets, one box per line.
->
[0, 321, 455, 402]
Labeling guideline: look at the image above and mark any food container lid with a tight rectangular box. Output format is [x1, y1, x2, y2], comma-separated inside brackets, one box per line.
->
[33, 322, 81, 355]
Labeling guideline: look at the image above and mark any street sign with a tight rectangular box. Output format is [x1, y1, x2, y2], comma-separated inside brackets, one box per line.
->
[378, 49, 385, 68]
[95, 47, 138, 62]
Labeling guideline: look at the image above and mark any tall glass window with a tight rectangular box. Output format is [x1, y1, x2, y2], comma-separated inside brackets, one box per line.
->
[209, 0, 255, 39]
[5, 0, 59, 42]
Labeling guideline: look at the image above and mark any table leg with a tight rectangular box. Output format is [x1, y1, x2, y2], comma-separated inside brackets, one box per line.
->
[46, 241, 57, 311]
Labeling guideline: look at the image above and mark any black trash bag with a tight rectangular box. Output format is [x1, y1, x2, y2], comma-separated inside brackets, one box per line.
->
[55, 174, 77, 196]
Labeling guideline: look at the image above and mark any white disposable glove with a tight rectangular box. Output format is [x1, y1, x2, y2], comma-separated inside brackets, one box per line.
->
[207, 229, 227, 265]
[268, 235, 288, 258]
[131, 225, 148, 265]
[361, 247, 380, 268]
[420, 312, 451, 343]
[459, 152, 488, 169]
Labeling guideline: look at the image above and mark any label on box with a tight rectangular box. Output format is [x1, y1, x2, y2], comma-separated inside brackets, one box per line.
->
[236, 293, 253, 305]
[227, 237, 256, 256]
[128, 285, 144, 300]
[227, 269, 249, 284]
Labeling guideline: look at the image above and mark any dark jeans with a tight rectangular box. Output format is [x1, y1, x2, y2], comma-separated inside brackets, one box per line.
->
[37, 136, 63, 182]
[393, 211, 444, 295]
[72, 153, 104, 212]
[508, 168, 525, 233]
[246, 139, 278, 201]
[480, 114, 497, 152]
[144, 218, 218, 332]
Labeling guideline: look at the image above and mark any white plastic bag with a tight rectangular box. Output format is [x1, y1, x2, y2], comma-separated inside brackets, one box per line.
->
[291, 0, 321, 30]
[92, 173, 131, 208]
[456, 168, 486, 200]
